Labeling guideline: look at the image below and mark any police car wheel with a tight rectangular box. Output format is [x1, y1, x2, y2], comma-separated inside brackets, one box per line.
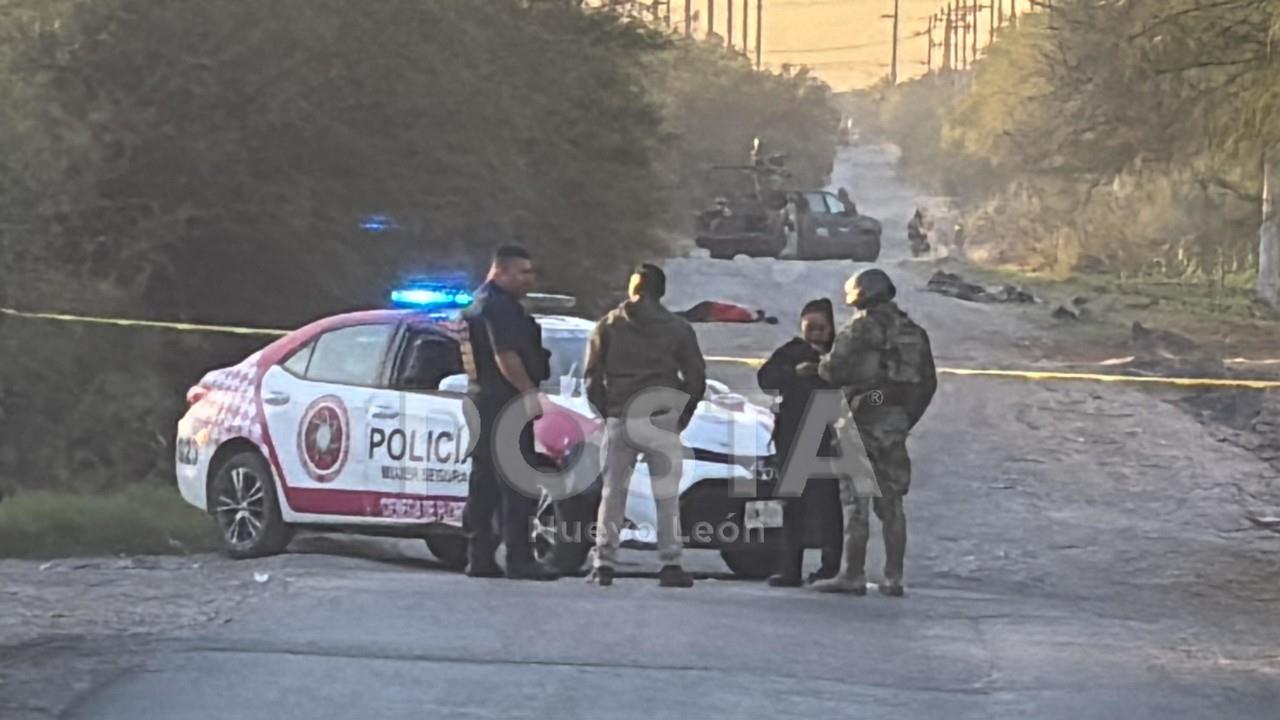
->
[209, 451, 293, 559]
[719, 549, 775, 580]
[424, 534, 469, 572]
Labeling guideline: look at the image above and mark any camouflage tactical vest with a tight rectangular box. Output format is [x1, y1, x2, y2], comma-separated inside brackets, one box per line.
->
[873, 306, 937, 428]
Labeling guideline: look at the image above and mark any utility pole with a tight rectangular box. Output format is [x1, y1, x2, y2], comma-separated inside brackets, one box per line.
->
[997, 0, 1003, 28]
[989, 0, 995, 46]
[971, 0, 978, 61]
[943, 4, 953, 71]
[927, 14, 935, 73]
[742, 0, 749, 54]
[954, 1, 962, 69]
[685, 0, 692, 36]
[960, 1, 968, 69]
[727, 0, 734, 49]
[890, 0, 900, 85]
[707, 0, 714, 40]
[755, 0, 763, 69]
[1010, 0, 1016, 26]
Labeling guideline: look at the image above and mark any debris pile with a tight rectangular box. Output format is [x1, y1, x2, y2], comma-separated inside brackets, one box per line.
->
[1102, 322, 1227, 377]
[1051, 296, 1092, 322]
[926, 271, 1036, 304]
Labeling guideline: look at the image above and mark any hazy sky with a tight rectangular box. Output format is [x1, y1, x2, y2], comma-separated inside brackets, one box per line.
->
[680, 0, 1023, 90]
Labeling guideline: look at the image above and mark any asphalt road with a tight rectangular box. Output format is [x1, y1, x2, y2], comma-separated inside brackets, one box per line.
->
[56, 144, 1280, 719]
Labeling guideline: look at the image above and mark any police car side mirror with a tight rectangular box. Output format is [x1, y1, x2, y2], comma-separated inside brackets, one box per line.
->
[440, 374, 468, 393]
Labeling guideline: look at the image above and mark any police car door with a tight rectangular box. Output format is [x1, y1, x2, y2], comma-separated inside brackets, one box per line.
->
[260, 322, 395, 516]
[367, 322, 472, 524]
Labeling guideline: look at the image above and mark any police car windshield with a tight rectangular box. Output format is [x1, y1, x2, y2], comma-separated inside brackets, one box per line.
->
[542, 330, 587, 390]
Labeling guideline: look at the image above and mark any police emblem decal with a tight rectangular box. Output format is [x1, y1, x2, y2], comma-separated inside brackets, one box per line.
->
[297, 395, 350, 483]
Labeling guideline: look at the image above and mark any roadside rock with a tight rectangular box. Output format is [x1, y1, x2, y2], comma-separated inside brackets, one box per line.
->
[991, 284, 1037, 303]
[1132, 322, 1203, 358]
[1180, 389, 1265, 431]
[1112, 322, 1227, 377]
[1052, 305, 1082, 321]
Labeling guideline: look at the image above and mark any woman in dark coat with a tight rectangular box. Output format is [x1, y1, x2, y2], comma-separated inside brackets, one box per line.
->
[756, 298, 843, 586]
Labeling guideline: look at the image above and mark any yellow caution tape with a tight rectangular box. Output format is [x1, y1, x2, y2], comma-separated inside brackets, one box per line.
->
[0, 307, 288, 337]
[6, 307, 1280, 389]
[706, 355, 1280, 389]
[936, 367, 1280, 389]
[706, 355, 767, 368]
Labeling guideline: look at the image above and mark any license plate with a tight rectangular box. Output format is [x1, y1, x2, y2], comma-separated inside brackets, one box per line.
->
[744, 500, 784, 529]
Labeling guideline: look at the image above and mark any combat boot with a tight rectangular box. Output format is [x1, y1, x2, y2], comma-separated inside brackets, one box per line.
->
[811, 496, 868, 595]
[878, 580, 905, 597]
[465, 562, 503, 579]
[658, 564, 694, 588]
[810, 574, 867, 596]
[505, 556, 560, 581]
[767, 574, 803, 588]
[465, 542, 502, 578]
[806, 568, 838, 584]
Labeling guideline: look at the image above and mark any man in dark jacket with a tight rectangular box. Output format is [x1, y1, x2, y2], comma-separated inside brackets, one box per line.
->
[757, 298, 843, 587]
[461, 245, 557, 581]
[585, 264, 707, 588]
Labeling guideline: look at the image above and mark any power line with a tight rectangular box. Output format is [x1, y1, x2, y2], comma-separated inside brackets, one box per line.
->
[767, 0, 867, 5]
[764, 39, 895, 54]
[764, 29, 926, 55]
[789, 59, 891, 68]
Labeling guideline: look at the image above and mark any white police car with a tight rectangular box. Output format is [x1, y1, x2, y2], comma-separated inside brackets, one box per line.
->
[175, 284, 786, 577]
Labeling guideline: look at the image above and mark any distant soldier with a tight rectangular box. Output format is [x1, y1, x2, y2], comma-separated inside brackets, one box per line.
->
[908, 208, 930, 257]
[951, 221, 967, 257]
[750, 137, 766, 169]
[807, 269, 936, 597]
[836, 188, 858, 217]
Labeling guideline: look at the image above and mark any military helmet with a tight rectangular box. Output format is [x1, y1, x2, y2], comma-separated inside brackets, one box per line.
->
[846, 268, 896, 309]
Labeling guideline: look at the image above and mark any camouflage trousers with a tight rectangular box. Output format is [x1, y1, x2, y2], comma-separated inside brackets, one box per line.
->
[837, 425, 910, 584]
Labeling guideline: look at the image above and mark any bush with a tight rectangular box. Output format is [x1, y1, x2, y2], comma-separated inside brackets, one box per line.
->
[857, 2, 1274, 281]
[0, 485, 219, 558]
[0, 2, 837, 498]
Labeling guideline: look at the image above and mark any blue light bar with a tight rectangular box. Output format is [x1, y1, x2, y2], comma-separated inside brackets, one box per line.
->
[390, 284, 474, 311]
[361, 214, 398, 232]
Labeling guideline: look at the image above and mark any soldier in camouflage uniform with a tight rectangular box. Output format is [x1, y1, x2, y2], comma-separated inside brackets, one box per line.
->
[807, 269, 936, 597]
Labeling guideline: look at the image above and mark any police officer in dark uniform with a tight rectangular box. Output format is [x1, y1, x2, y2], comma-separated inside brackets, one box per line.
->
[462, 245, 557, 581]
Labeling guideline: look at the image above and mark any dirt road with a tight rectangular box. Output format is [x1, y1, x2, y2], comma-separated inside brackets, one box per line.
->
[3, 144, 1279, 719]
